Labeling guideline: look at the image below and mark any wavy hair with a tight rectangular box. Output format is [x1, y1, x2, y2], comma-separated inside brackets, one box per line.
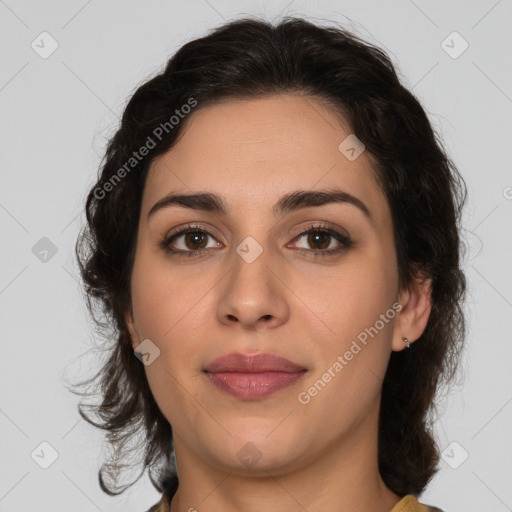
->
[71, 15, 467, 497]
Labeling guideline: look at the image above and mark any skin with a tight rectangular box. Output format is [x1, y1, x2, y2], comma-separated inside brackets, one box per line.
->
[125, 94, 432, 512]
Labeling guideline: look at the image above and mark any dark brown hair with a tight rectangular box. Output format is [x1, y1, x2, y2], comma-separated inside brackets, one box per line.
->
[72, 15, 467, 497]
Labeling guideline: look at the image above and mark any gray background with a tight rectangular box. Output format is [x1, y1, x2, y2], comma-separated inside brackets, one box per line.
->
[1, 1, 511, 511]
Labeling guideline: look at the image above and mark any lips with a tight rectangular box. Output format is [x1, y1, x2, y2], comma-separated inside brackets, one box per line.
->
[203, 352, 307, 400]
[204, 352, 306, 373]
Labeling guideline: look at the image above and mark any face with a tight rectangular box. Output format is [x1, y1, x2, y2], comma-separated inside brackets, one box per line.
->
[125, 94, 420, 475]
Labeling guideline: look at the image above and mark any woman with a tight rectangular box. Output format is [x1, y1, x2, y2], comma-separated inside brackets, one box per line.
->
[74, 16, 466, 512]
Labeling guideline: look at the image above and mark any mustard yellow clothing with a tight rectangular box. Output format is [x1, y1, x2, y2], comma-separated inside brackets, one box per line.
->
[391, 494, 444, 511]
[147, 481, 444, 512]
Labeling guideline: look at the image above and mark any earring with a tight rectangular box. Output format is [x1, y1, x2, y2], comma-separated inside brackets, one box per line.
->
[402, 336, 411, 348]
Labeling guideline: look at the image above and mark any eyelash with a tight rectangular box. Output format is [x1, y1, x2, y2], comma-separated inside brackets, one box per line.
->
[159, 223, 353, 258]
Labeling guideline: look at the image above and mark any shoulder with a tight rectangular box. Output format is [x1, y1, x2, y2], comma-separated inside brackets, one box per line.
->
[145, 494, 169, 512]
[146, 487, 446, 512]
[145, 474, 179, 512]
[145, 501, 165, 512]
[391, 494, 446, 512]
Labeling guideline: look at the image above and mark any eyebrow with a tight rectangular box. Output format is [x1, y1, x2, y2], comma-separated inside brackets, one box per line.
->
[147, 189, 372, 222]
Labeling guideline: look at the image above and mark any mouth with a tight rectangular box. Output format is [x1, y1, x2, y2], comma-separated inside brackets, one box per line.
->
[203, 352, 307, 400]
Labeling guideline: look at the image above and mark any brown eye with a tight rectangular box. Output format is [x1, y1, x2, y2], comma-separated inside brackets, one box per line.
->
[160, 225, 222, 256]
[305, 231, 331, 250]
[181, 231, 209, 250]
[291, 225, 353, 256]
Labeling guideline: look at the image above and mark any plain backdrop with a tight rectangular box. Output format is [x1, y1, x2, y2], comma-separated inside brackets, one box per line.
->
[1, 1, 511, 511]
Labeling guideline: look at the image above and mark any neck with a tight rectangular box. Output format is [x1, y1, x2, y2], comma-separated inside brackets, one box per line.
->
[169, 406, 402, 512]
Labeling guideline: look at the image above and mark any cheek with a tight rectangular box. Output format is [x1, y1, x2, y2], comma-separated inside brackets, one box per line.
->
[130, 250, 214, 375]
[131, 248, 195, 338]
[130, 254, 209, 427]
[307, 249, 396, 334]
[300, 246, 398, 401]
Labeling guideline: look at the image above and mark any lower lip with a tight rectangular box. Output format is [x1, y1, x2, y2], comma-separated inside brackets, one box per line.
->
[204, 371, 306, 400]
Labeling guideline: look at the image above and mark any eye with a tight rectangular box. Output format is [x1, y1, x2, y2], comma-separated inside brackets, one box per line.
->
[160, 224, 221, 257]
[159, 222, 353, 258]
[290, 224, 353, 257]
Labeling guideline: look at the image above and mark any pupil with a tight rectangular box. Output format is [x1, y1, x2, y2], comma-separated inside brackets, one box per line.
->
[309, 232, 329, 250]
[187, 232, 206, 249]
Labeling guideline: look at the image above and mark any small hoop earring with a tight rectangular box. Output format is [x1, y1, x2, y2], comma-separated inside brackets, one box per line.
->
[402, 336, 411, 348]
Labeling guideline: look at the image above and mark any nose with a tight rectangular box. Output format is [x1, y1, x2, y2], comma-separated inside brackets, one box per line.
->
[216, 248, 290, 330]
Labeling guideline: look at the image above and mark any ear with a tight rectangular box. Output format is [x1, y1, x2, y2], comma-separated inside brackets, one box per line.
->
[125, 307, 140, 351]
[391, 272, 432, 352]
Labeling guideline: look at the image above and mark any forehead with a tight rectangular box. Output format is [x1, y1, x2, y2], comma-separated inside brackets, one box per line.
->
[142, 94, 388, 221]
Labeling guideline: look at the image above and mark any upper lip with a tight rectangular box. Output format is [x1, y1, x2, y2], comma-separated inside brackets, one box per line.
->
[204, 352, 306, 373]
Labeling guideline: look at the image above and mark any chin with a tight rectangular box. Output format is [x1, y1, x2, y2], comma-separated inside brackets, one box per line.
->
[221, 430, 303, 472]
